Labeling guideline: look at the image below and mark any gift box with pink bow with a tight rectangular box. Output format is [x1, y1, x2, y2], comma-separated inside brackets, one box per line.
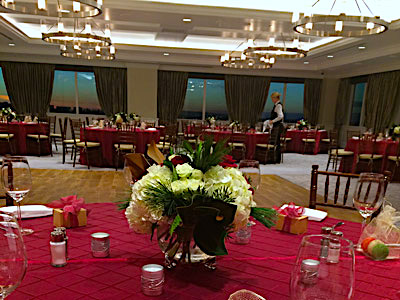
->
[48, 195, 87, 228]
[274, 203, 308, 234]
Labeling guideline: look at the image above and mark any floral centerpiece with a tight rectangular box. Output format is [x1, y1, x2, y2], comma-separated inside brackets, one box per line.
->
[0, 107, 16, 122]
[206, 116, 216, 127]
[296, 119, 309, 130]
[129, 113, 141, 122]
[111, 112, 128, 124]
[389, 124, 400, 141]
[122, 138, 276, 269]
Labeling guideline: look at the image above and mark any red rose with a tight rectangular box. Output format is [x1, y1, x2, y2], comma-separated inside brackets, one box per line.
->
[170, 155, 189, 166]
[219, 162, 238, 168]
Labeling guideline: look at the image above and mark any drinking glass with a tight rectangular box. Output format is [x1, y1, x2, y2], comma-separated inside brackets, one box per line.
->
[123, 159, 135, 188]
[1, 157, 33, 235]
[352, 173, 385, 233]
[0, 212, 28, 299]
[238, 160, 261, 192]
[290, 234, 355, 300]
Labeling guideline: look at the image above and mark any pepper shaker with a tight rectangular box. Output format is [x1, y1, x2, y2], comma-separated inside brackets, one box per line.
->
[50, 231, 67, 267]
[320, 227, 332, 259]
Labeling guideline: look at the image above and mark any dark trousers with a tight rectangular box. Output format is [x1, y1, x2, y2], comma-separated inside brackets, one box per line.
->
[271, 123, 283, 163]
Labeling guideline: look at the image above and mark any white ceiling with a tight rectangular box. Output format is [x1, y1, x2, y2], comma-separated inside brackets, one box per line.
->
[0, 0, 400, 78]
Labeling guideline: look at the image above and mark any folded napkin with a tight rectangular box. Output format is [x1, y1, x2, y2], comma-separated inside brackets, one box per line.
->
[0, 205, 53, 219]
[279, 204, 327, 222]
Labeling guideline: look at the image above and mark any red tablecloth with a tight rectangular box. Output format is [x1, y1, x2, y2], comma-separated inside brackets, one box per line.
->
[79, 128, 160, 167]
[285, 130, 328, 155]
[203, 130, 269, 159]
[9, 203, 400, 300]
[343, 138, 398, 173]
[0, 122, 51, 155]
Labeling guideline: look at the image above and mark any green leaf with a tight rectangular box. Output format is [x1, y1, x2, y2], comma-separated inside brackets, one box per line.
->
[250, 207, 277, 228]
[169, 215, 182, 236]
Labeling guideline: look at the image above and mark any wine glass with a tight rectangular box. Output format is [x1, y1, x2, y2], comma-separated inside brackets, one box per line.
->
[0, 212, 28, 298]
[290, 234, 355, 300]
[352, 173, 385, 235]
[1, 156, 33, 235]
[238, 160, 261, 192]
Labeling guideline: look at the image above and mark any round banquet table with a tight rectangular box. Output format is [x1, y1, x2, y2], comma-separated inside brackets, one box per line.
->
[342, 137, 398, 173]
[0, 122, 51, 156]
[285, 129, 328, 155]
[8, 202, 400, 300]
[79, 127, 160, 167]
[202, 130, 269, 159]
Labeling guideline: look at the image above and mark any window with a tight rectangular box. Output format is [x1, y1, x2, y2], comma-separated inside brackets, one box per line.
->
[0, 68, 10, 104]
[261, 82, 304, 122]
[50, 70, 103, 115]
[179, 78, 228, 120]
[349, 82, 366, 126]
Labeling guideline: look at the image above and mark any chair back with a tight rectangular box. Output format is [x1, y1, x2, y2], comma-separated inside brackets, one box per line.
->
[0, 122, 10, 134]
[358, 134, 378, 157]
[69, 118, 82, 143]
[58, 118, 68, 140]
[309, 165, 391, 210]
[280, 127, 288, 150]
[117, 128, 136, 146]
[48, 116, 57, 134]
[305, 130, 317, 140]
[268, 127, 282, 147]
[328, 129, 339, 151]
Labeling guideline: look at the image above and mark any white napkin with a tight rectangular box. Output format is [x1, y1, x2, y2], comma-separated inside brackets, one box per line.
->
[0, 205, 53, 219]
[280, 204, 328, 222]
[147, 128, 157, 131]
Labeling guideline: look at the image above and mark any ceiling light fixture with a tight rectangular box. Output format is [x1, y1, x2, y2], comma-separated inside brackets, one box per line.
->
[327, 55, 334, 58]
[358, 45, 366, 50]
[8, 43, 15, 46]
[182, 18, 192, 23]
[304, 61, 309, 64]
[245, 45, 307, 60]
[220, 53, 275, 69]
[60, 44, 115, 60]
[0, 0, 102, 18]
[163, 52, 170, 56]
[293, 1, 389, 37]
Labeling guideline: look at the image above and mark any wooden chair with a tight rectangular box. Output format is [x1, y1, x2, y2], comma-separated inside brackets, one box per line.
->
[326, 129, 354, 171]
[71, 121, 101, 169]
[309, 165, 391, 210]
[114, 128, 136, 170]
[0, 122, 15, 155]
[26, 121, 52, 157]
[255, 128, 281, 164]
[279, 127, 288, 163]
[49, 116, 62, 151]
[302, 130, 317, 154]
[59, 118, 74, 164]
[356, 135, 383, 173]
[387, 143, 400, 181]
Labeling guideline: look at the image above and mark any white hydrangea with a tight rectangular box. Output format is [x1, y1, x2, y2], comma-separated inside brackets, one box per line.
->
[175, 163, 194, 178]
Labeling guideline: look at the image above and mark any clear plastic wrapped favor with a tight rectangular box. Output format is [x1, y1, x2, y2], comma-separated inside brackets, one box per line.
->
[358, 204, 400, 259]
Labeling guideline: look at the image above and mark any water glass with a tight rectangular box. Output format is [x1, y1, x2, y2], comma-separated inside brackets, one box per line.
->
[290, 234, 355, 300]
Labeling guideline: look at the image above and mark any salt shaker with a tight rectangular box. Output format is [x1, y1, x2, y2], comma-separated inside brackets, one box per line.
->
[319, 227, 332, 259]
[300, 259, 320, 285]
[50, 231, 67, 267]
[327, 231, 343, 264]
[141, 264, 164, 296]
[55, 227, 68, 259]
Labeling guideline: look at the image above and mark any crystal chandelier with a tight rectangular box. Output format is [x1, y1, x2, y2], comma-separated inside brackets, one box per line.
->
[293, 0, 389, 37]
[60, 44, 115, 60]
[220, 53, 275, 69]
[0, 0, 102, 18]
[42, 19, 111, 48]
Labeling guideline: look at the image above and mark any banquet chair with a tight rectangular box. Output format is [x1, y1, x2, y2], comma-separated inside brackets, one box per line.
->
[387, 143, 400, 181]
[71, 121, 101, 169]
[255, 128, 281, 164]
[356, 135, 383, 173]
[114, 128, 137, 170]
[26, 121, 52, 157]
[326, 129, 354, 171]
[279, 127, 288, 163]
[59, 118, 75, 164]
[185, 123, 203, 146]
[309, 165, 391, 210]
[0, 122, 15, 155]
[228, 134, 246, 161]
[49, 116, 62, 151]
[302, 130, 317, 154]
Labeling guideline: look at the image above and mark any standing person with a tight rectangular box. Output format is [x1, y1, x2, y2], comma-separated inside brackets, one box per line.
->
[264, 92, 284, 163]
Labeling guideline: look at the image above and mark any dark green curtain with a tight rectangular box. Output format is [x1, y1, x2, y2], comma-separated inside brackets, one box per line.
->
[364, 70, 400, 133]
[304, 78, 323, 125]
[224, 74, 271, 125]
[157, 70, 188, 124]
[1, 61, 55, 116]
[335, 78, 352, 128]
[93, 67, 127, 116]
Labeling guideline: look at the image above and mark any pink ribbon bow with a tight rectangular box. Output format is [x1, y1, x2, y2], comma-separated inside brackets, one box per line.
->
[48, 195, 85, 226]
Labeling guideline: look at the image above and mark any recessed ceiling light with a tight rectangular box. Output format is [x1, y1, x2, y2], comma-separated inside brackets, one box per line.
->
[304, 61, 309, 64]
[163, 53, 170, 56]
[8, 43, 15, 46]
[358, 46, 366, 50]
[183, 18, 192, 23]
[327, 55, 334, 58]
